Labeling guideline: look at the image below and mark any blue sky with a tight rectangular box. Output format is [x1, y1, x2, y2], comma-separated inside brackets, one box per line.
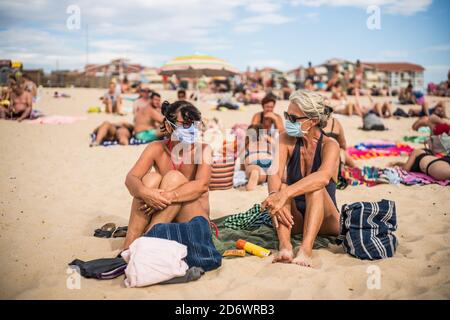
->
[1, 0, 449, 83]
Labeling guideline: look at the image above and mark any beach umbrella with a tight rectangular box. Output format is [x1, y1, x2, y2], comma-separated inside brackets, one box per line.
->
[159, 54, 239, 78]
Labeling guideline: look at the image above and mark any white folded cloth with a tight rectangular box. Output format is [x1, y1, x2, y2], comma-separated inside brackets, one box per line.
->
[122, 237, 188, 287]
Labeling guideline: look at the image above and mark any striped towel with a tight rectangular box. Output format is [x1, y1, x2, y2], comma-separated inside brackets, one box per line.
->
[337, 199, 398, 260]
[144, 216, 222, 272]
[223, 203, 273, 230]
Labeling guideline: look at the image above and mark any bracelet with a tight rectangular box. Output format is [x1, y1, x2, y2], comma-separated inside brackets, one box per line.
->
[269, 191, 278, 195]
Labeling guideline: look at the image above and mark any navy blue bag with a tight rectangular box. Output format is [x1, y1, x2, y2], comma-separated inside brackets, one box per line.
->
[337, 199, 398, 260]
[144, 216, 222, 271]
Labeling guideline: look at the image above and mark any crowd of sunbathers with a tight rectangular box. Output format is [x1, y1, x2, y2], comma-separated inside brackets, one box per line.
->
[2, 68, 449, 268]
[109, 85, 448, 267]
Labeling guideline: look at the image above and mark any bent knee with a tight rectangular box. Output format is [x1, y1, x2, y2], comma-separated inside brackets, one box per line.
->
[160, 170, 188, 187]
[142, 172, 162, 188]
[305, 188, 325, 200]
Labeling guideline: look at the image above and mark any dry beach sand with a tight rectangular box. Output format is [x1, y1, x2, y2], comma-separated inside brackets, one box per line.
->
[0, 88, 449, 299]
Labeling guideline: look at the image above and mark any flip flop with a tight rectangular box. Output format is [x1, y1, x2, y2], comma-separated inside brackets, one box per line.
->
[112, 226, 128, 238]
[94, 223, 116, 238]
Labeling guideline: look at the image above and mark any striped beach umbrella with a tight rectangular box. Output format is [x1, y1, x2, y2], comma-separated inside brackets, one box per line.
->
[159, 54, 239, 78]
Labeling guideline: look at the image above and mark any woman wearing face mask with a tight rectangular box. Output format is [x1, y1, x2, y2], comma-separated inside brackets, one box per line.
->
[122, 100, 212, 250]
[261, 90, 340, 268]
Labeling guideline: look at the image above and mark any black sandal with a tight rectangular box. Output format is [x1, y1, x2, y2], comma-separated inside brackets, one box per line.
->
[112, 226, 128, 238]
[94, 223, 116, 238]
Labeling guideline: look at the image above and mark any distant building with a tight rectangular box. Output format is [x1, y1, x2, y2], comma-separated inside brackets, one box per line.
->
[84, 58, 143, 79]
[23, 69, 45, 86]
[286, 66, 305, 88]
[363, 62, 425, 91]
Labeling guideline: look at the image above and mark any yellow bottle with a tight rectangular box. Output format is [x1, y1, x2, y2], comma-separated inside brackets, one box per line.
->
[236, 239, 271, 258]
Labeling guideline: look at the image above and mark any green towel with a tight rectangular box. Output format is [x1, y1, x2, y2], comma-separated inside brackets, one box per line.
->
[212, 210, 336, 258]
[403, 136, 428, 144]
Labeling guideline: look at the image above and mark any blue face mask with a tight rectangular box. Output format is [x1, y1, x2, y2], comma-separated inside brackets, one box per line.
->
[174, 124, 199, 144]
[285, 119, 310, 137]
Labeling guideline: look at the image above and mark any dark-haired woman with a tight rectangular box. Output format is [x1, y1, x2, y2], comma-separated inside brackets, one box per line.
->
[250, 94, 285, 132]
[262, 90, 340, 268]
[122, 100, 212, 250]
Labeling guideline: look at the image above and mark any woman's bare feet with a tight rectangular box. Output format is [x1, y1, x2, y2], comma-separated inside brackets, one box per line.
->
[292, 247, 313, 268]
[272, 243, 294, 263]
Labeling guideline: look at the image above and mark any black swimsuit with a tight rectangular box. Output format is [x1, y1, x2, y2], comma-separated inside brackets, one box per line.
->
[286, 133, 338, 216]
[410, 149, 450, 176]
[325, 118, 339, 141]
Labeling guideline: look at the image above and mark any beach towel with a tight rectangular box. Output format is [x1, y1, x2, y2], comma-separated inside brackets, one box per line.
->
[122, 237, 189, 287]
[222, 204, 273, 230]
[394, 167, 450, 186]
[90, 133, 149, 146]
[144, 216, 222, 272]
[337, 199, 398, 260]
[27, 115, 87, 124]
[212, 205, 334, 257]
[403, 136, 428, 144]
[339, 166, 402, 188]
[340, 166, 384, 187]
[347, 143, 414, 160]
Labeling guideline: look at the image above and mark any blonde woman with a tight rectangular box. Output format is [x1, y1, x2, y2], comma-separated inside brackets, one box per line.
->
[262, 90, 340, 267]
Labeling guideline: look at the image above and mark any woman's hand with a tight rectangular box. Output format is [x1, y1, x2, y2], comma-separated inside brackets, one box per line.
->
[271, 205, 293, 229]
[262, 190, 293, 227]
[139, 188, 171, 214]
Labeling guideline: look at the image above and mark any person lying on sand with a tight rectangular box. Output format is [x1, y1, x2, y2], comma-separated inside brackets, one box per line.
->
[102, 81, 124, 115]
[261, 90, 340, 268]
[389, 148, 450, 181]
[250, 94, 284, 133]
[0, 82, 32, 122]
[333, 91, 393, 118]
[90, 121, 134, 147]
[409, 101, 446, 118]
[322, 114, 356, 167]
[412, 102, 448, 132]
[122, 100, 212, 250]
[243, 124, 274, 191]
[132, 90, 165, 143]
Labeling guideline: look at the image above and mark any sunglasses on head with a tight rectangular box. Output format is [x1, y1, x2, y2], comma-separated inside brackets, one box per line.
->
[166, 118, 194, 129]
[284, 111, 309, 123]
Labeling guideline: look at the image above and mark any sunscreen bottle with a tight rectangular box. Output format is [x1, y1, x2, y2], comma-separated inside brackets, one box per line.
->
[236, 239, 271, 258]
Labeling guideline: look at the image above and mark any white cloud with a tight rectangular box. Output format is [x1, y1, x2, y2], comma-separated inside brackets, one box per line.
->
[245, 1, 281, 13]
[234, 13, 292, 33]
[0, 0, 246, 70]
[290, 0, 432, 16]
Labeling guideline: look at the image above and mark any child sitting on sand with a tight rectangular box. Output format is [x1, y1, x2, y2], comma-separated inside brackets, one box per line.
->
[243, 124, 274, 191]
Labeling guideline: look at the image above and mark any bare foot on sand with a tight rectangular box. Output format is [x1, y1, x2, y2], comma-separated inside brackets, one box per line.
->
[292, 248, 313, 268]
[273, 245, 294, 263]
[246, 169, 259, 191]
[90, 141, 100, 147]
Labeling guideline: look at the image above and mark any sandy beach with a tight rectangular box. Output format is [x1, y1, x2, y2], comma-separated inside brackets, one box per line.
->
[0, 88, 449, 300]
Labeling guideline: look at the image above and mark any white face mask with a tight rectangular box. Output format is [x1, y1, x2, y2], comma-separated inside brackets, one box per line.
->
[174, 124, 199, 144]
